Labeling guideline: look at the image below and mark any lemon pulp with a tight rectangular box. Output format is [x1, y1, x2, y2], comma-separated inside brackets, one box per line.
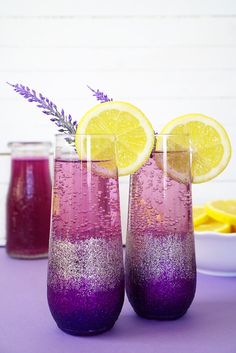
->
[160, 114, 231, 183]
[75, 101, 155, 176]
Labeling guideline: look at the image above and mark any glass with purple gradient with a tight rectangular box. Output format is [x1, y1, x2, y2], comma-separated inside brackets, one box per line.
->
[125, 134, 196, 320]
[47, 134, 124, 336]
[6, 142, 52, 259]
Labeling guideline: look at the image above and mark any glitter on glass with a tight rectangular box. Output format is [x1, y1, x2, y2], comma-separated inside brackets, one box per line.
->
[125, 135, 196, 320]
[48, 238, 124, 290]
[47, 134, 124, 336]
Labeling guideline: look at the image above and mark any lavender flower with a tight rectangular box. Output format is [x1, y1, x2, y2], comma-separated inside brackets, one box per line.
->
[87, 86, 113, 103]
[7, 83, 78, 135]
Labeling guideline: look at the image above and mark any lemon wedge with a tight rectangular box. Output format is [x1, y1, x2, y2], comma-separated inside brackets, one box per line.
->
[160, 114, 231, 183]
[75, 101, 154, 176]
[193, 205, 209, 227]
[195, 219, 231, 233]
[205, 200, 236, 226]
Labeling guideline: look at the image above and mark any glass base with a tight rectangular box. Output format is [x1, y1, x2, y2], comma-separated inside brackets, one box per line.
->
[135, 309, 188, 321]
[197, 268, 236, 277]
[57, 323, 115, 336]
[7, 252, 48, 259]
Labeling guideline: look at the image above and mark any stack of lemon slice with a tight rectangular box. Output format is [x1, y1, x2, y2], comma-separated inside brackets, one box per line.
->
[193, 200, 236, 233]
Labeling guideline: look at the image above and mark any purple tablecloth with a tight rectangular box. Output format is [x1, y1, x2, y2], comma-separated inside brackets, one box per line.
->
[0, 248, 235, 353]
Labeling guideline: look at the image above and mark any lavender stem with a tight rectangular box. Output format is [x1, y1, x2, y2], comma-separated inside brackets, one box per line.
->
[7, 82, 78, 135]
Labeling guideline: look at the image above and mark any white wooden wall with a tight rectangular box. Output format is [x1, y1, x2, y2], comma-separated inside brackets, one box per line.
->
[1, 0, 236, 243]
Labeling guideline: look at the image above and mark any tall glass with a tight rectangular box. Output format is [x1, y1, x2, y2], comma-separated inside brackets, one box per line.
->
[47, 134, 124, 336]
[6, 142, 52, 258]
[125, 134, 196, 320]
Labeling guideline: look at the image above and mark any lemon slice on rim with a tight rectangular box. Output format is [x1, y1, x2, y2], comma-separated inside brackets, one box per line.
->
[193, 205, 209, 227]
[160, 114, 232, 183]
[205, 200, 236, 226]
[75, 101, 154, 176]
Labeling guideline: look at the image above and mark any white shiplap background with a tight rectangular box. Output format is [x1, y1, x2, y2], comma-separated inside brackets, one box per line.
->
[1, 0, 236, 243]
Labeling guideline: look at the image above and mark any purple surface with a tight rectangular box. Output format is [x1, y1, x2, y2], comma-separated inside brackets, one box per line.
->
[0, 248, 236, 353]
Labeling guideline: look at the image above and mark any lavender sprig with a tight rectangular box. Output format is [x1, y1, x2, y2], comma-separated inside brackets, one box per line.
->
[87, 86, 113, 103]
[7, 83, 78, 135]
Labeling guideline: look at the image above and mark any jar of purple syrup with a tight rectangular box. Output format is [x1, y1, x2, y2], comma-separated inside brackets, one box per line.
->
[6, 142, 52, 259]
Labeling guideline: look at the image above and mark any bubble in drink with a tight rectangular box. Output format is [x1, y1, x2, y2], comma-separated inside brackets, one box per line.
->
[125, 150, 196, 320]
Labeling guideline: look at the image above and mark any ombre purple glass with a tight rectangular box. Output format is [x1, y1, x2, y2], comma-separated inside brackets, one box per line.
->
[125, 134, 196, 320]
[47, 134, 124, 336]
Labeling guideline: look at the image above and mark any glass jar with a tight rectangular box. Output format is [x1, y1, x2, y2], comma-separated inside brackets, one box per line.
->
[6, 142, 52, 258]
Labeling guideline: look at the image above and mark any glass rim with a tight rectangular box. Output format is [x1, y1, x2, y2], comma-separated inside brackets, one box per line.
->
[8, 141, 52, 148]
[55, 133, 116, 138]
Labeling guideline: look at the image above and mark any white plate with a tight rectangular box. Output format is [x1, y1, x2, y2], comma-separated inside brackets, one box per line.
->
[195, 231, 236, 277]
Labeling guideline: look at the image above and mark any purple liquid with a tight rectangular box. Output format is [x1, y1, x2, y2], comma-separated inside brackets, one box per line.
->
[125, 151, 196, 319]
[6, 158, 52, 258]
[47, 159, 124, 335]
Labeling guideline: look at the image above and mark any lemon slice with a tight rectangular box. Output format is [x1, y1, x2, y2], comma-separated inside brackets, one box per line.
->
[75, 101, 154, 176]
[205, 200, 236, 226]
[195, 219, 231, 233]
[193, 205, 209, 227]
[160, 114, 232, 183]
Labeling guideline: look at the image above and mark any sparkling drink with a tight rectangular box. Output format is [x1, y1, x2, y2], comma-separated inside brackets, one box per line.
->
[47, 135, 124, 335]
[6, 142, 52, 258]
[125, 135, 196, 320]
